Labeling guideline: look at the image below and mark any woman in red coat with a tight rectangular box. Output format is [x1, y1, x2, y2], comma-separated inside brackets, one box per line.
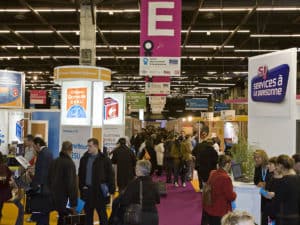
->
[202, 155, 237, 225]
[0, 152, 12, 222]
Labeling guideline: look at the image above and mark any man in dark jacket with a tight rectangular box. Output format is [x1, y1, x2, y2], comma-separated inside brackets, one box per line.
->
[48, 141, 77, 225]
[111, 137, 136, 193]
[192, 125, 218, 190]
[31, 137, 53, 225]
[78, 138, 115, 225]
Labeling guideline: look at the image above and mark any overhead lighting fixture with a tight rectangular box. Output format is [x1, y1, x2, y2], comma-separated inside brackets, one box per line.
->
[0, 30, 10, 33]
[251, 34, 300, 38]
[15, 30, 54, 33]
[199, 7, 300, 12]
[234, 49, 277, 52]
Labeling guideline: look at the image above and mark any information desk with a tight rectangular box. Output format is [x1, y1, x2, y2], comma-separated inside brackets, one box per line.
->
[233, 182, 261, 225]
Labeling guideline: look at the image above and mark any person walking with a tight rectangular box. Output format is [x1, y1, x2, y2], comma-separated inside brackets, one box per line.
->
[48, 141, 78, 225]
[111, 138, 136, 193]
[121, 160, 160, 225]
[192, 125, 218, 190]
[202, 155, 237, 225]
[78, 138, 115, 225]
[30, 137, 53, 225]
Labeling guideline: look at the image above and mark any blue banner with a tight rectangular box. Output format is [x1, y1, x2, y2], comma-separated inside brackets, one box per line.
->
[251, 64, 289, 103]
[214, 102, 230, 111]
[185, 98, 208, 110]
[32, 112, 60, 158]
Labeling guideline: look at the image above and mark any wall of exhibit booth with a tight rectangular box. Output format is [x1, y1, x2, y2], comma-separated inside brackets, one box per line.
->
[0, 108, 248, 157]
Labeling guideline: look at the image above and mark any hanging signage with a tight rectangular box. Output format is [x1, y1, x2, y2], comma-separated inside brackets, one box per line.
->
[214, 102, 230, 111]
[126, 93, 146, 111]
[61, 81, 91, 126]
[149, 96, 167, 105]
[251, 64, 289, 103]
[30, 90, 47, 105]
[145, 82, 170, 95]
[103, 93, 125, 125]
[0, 70, 24, 108]
[185, 98, 208, 110]
[140, 0, 181, 76]
[221, 110, 236, 120]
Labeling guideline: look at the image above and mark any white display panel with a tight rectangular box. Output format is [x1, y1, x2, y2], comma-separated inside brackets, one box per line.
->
[103, 125, 125, 154]
[0, 110, 9, 154]
[103, 93, 125, 125]
[61, 125, 91, 172]
[92, 82, 104, 127]
[61, 81, 92, 126]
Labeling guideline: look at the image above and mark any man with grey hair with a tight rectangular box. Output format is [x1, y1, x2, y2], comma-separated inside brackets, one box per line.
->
[221, 211, 255, 225]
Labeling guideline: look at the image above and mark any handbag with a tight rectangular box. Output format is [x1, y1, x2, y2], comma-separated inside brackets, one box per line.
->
[123, 181, 143, 225]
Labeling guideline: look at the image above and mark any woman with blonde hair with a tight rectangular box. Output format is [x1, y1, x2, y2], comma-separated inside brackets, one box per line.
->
[221, 211, 255, 225]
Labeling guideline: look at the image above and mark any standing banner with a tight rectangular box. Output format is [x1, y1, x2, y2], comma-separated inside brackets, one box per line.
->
[30, 90, 47, 105]
[61, 125, 90, 172]
[0, 70, 25, 108]
[140, 0, 181, 76]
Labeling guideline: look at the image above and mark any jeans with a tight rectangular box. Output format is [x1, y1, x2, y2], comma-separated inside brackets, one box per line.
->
[13, 199, 24, 225]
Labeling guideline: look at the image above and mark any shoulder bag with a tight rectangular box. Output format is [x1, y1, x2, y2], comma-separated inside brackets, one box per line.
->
[123, 181, 143, 225]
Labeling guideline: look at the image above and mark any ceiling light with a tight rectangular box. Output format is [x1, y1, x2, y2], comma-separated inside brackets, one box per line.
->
[234, 49, 277, 52]
[108, 11, 114, 15]
[76, 31, 80, 35]
[123, 46, 127, 50]
[198, 7, 300, 12]
[15, 30, 53, 33]
[251, 34, 300, 38]
[0, 30, 10, 33]
[206, 32, 211, 36]
[33, 76, 37, 80]
[97, 57, 101, 60]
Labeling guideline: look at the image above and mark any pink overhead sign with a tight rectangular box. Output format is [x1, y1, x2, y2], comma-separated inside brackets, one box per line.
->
[140, 0, 181, 76]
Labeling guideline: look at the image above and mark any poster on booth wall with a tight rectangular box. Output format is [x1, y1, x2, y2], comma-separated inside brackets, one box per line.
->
[103, 125, 125, 154]
[0, 110, 8, 154]
[140, 0, 181, 76]
[103, 93, 125, 125]
[8, 111, 24, 144]
[29, 90, 47, 105]
[0, 71, 25, 108]
[61, 81, 91, 126]
[61, 125, 90, 172]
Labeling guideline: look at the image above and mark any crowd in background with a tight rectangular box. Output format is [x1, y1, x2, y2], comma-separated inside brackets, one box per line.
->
[0, 124, 300, 225]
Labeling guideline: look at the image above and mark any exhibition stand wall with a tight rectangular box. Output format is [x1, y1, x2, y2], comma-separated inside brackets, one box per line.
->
[54, 65, 111, 170]
[248, 48, 297, 156]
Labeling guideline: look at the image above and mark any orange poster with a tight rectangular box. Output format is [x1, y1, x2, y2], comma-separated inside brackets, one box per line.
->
[66, 87, 87, 118]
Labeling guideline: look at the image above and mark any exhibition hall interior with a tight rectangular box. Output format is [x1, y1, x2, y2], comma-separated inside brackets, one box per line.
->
[0, 0, 300, 225]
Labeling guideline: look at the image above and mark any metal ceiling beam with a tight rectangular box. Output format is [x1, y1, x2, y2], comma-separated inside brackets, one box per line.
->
[96, 26, 120, 65]
[182, 0, 205, 48]
[18, 0, 77, 52]
[218, 4, 258, 50]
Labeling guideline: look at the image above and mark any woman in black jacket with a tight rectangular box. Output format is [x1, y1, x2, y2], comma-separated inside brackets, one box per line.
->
[121, 160, 160, 225]
[266, 155, 300, 225]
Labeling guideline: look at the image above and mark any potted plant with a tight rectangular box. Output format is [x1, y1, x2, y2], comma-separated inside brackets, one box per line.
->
[231, 135, 255, 179]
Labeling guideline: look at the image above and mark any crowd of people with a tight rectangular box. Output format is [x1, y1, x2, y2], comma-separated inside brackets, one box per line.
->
[0, 124, 299, 225]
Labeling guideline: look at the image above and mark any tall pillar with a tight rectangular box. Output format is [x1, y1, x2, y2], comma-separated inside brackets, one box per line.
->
[80, 4, 96, 66]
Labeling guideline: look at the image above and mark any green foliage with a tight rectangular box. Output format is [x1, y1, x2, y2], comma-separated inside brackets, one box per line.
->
[231, 135, 255, 179]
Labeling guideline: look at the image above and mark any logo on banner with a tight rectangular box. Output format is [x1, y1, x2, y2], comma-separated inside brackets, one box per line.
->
[251, 64, 289, 103]
[66, 88, 87, 118]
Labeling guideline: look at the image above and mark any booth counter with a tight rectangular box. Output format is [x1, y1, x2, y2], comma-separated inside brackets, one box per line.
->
[233, 181, 261, 225]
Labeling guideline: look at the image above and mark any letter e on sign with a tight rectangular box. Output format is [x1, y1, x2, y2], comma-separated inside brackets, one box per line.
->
[148, 2, 175, 36]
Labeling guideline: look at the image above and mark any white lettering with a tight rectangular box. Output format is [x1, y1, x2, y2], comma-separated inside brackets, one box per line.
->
[148, 2, 175, 36]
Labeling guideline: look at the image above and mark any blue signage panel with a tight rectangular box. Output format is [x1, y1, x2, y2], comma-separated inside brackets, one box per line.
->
[185, 98, 208, 110]
[214, 102, 230, 111]
[251, 64, 289, 103]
